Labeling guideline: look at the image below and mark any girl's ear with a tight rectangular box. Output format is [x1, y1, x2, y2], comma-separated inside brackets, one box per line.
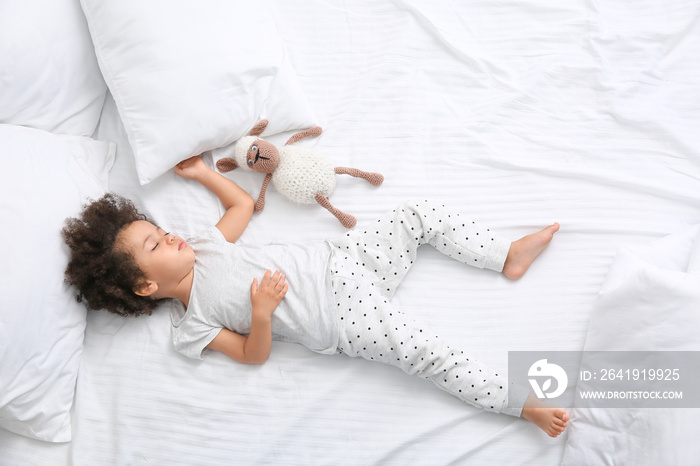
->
[134, 280, 158, 297]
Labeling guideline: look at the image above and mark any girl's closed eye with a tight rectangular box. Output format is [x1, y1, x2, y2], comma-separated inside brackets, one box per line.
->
[152, 232, 170, 250]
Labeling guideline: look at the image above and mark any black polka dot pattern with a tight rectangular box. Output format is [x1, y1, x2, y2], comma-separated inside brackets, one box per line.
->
[332, 277, 508, 413]
[327, 200, 513, 413]
[329, 200, 510, 299]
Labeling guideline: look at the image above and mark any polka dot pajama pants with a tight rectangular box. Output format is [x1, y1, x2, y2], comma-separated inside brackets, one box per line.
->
[328, 200, 528, 417]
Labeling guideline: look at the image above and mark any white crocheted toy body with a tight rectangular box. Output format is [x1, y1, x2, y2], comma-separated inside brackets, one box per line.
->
[273, 145, 336, 204]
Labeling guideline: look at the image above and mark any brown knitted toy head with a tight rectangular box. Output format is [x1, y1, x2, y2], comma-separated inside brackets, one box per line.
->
[244, 139, 279, 174]
[216, 119, 273, 174]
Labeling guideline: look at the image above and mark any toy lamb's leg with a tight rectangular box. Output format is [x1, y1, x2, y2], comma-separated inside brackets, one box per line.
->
[315, 194, 357, 228]
[255, 173, 273, 212]
[335, 167, 384, 186]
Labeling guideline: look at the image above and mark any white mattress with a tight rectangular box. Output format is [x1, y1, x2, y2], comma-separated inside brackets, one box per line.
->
[3, 0, 700, 464]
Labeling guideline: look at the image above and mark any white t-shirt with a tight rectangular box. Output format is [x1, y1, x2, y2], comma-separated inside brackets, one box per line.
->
[171, 226, 337, 359]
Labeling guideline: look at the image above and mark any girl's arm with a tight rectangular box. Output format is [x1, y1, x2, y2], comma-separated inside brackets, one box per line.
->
[206, 270, 287, 364]
[175, 155, 255, 243]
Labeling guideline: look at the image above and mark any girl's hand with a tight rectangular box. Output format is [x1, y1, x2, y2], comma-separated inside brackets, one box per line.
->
[250, 270, 288, 320]
[176, 154, 254, 244]
[175, 155, 210, 180]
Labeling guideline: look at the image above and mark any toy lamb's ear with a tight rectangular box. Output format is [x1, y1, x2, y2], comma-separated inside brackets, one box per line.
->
[249, 120, 268, 137]
[216, 157, 238, 172]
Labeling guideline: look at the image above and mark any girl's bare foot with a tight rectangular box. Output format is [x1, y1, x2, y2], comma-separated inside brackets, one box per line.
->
[502, 223, 560, 279]
[521, 394, 569, 438]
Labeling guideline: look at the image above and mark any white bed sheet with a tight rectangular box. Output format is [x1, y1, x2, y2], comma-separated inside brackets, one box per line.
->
[2, 0, 700, 464]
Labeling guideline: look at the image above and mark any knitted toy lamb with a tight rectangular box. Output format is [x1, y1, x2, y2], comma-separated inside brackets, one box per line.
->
[214, 120, 383, 228]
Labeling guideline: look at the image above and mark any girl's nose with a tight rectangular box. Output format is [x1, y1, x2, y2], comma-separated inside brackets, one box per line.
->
[167, 235, 175, 245]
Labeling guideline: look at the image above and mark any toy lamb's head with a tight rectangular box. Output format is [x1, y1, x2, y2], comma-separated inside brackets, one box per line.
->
[217, 120, 279, 174]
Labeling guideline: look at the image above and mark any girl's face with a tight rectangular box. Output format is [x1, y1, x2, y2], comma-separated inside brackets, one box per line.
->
[118, 220, 195, 297]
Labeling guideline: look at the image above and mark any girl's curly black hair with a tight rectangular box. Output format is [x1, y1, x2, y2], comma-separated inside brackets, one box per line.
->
[62, 193, 162, 317]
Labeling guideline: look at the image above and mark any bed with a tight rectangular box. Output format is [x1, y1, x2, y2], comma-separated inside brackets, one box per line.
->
[2, 1, 700, 464]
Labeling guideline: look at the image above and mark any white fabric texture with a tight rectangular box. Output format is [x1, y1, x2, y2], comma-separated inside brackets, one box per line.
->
[0, 0, 106, 136]
[171, 226, 336, 360]
[0, 125, 114, 443]
[79, 0, 316, 184]
[2, 0, 700, 464]
[561, 225, 700, 466]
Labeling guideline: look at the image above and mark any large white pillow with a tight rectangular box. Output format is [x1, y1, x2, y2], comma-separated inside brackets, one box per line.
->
[79, 0, 316, 185]
[0, 124, 115, 442]
[561, 225, 700, 465]
[0, 0, 107, 136]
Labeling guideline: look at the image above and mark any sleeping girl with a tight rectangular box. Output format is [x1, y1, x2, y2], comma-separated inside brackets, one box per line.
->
[62, 155, 569, 438]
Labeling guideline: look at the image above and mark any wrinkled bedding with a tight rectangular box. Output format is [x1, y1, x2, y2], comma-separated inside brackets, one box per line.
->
[2, 1, 700, 464]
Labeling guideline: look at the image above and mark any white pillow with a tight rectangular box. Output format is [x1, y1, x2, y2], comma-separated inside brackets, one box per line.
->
[79, 0, 316, 185]
[0, 124, 115, 442]
[0, 0, 107, 136]
[561, 225, 700, 465]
